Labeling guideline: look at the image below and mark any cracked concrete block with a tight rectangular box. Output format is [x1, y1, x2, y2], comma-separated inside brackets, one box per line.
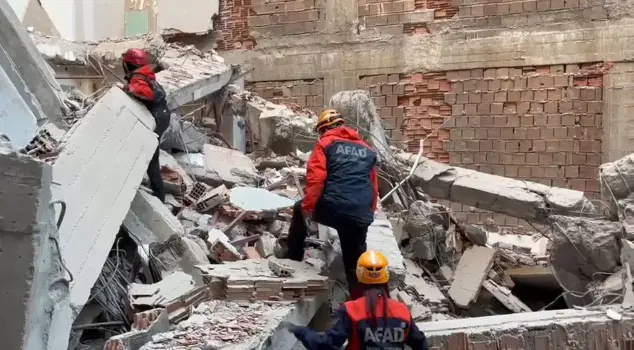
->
[160, 115, 208, 153]
[0, 149, 70, 350]
[448, 246, 496, 308]
[203, 144, 259, 186]
[600, 153, 634, 200]
[50, 88, 158, 349]
[124, 189, 184, 245]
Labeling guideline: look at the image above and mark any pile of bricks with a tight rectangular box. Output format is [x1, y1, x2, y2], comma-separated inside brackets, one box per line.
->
[359, 72, 451, 161]
[248, 0, 321, 36]
[216, 0, 255, 51]
[199, 258, 329, 301]
[246, 79, 324, 114]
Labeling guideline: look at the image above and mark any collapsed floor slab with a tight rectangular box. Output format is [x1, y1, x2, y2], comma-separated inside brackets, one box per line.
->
[124, 189, 185, 245]
[395, 152, 596, 223]
[0, 149, 69, 350]
[419, 308, 634, 349]
[50, 88, 159, 349]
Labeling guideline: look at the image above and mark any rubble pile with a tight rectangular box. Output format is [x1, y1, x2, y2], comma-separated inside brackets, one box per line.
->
[5, 18, 634, 350]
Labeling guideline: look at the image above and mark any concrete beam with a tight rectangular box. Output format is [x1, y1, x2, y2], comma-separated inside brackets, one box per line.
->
[124, 189, 184, 245]
[0, 0, 66, 126]
[419, 308, 634, 349]
[0, 149, 70, 350]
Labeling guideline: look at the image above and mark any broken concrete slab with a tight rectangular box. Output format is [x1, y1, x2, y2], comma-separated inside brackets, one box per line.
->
[240, 92, 317, 156]
[229, 186, 295, 212]
[419, 308, 634, 348]
[395, 152, 596, 223]
[49, 87, 158, 349]
[124, 189, 185, 245]
[160, 115, 209, 153]
[482, 280, 532, 313]
[151, 234, 209, 286]
[159, 149, 194, 193]
[549, 215, 622, 307]
[0, 0, 66, 126]
[0, 149, 70, 350]
[401, 260, 448, 313]
[448, 246, 496, 308]
[157, 45, 233, 110]
[202, 143, 259, 186]
[129, 271, 196, 308]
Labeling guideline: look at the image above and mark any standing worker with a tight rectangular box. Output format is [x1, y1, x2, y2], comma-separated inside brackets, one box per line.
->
[286, 109, 379, 300]
[119, 48, 171, 203]
[283, 250, 429, 350]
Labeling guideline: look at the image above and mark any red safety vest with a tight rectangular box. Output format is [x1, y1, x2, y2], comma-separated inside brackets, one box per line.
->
[344, 296, 411, 350]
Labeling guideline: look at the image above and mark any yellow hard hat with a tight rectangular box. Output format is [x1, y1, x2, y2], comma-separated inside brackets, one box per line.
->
[315, 109, 344, 133]
[356, 250, 389, 285]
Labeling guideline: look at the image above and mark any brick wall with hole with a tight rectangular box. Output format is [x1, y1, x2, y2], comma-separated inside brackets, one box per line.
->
[359, 0, 457, 33]
[246, 79, 324, 114]
[216, 0, 256, 50]
[441, 63, 603, 230]
[358, 72, 452, 160]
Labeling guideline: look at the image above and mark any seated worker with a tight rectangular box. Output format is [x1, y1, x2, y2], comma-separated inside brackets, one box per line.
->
[283, 250, 429, 350]
[286, 109, 379, 300]
[119, 48, 171, 203]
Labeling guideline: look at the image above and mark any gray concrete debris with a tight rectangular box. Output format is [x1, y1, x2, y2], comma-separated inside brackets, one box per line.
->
[159, 150, 194, 193]
[160, 115, 209, 153]
[464, 225, 488, 246]
[150, 234, 210, 286]
[448, 246, 496, 308]
[177, 144, 259, 187]
[129, 272, 196, 308]
[124, 189, 185, 245]
[395, 152, 596, 223]
[482, 280, 532, 313]
[256, 232, 277, 258]
[329, 90, 393, 165]
[240, 92, 317, 156]
[0, 148, 70, 350]
[549, 215, 622, 307]
[600, 153, 634, 204]
[403, 200, 448, 261]
[139, 301, 295, 350]
[104, 309, 169, 350]
[229, 186, 295, 212]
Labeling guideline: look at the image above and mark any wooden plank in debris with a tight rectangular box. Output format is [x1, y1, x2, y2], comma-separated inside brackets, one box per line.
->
[482, 280, 532, 313]
[448, 246, 496, 308]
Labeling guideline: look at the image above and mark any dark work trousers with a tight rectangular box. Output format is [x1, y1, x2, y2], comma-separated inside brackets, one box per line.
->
[147, 147, 166, 203]
[287, 200, 369, 300]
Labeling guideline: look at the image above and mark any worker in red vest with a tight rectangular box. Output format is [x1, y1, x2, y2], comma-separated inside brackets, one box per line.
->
[282, 250, 429, 350]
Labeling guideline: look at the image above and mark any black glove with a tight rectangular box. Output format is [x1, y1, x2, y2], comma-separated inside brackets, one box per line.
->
[280, 321, 301, 335]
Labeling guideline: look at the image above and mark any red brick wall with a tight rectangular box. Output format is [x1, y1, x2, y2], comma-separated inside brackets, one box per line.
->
[248, 0, 322, 36]
[362, 63, 604, 230]
[216, 0, 256, 50]
[359, 73, 452, 161]
[246, 79, 324, 114]
[359, 0, 457, 31]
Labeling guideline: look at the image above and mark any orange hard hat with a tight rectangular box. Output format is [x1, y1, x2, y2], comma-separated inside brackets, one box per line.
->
[356, 250, 389, 285]
[315, 109, 344, 133]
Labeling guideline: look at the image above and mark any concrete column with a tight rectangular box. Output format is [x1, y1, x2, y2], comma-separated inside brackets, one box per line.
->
[603, 62, 634, 162]
[0, 0, 66, 126]
[0, 149, 70, 350]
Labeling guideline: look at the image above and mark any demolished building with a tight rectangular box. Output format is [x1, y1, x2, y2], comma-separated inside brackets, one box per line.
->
[4, 1, 634, 349]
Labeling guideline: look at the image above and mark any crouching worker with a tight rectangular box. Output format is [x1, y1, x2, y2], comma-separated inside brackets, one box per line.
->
[119, 48, 171, 203]
[286, 109, 379, 300]
[283, 250, 429, 350]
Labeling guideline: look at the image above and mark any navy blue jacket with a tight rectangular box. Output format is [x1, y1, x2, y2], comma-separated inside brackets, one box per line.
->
[302, 126, 379, 226]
